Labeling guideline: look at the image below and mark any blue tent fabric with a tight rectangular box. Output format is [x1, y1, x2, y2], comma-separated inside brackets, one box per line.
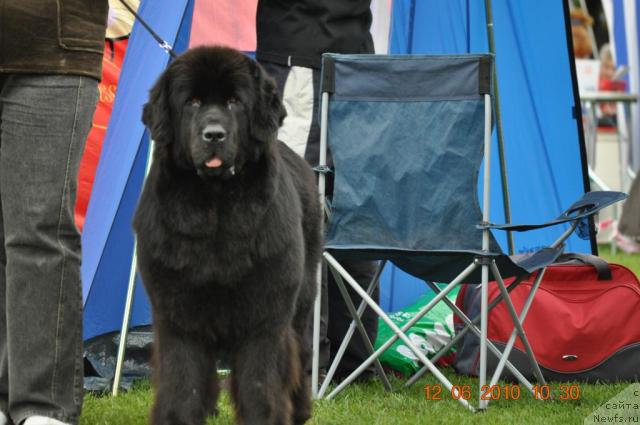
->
[612, 0, 629, 73]
[83, 139, 150, 341]
[609, 0, 640, 171]
[82, 0, 194, 340]
[390, 0, 590, 254]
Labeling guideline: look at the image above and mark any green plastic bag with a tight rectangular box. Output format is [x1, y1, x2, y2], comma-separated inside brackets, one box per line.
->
[374, 286, 460, 376]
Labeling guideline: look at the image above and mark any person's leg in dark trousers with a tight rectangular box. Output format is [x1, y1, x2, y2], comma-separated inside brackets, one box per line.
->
[260, 61, 332, 370]
[259, 60, 379, 378]
[302, 67, 379, 379]
[327, 259, 379, 379]
[0, 74, 98, 425]
[0, 74, 8, 424]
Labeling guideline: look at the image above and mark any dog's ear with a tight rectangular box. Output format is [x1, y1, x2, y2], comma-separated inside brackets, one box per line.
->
[249, 61, 287, 143]
[142, 70, 173, 145]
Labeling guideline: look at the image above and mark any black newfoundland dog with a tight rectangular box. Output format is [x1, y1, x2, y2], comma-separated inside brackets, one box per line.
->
[133, 46, 322, 425]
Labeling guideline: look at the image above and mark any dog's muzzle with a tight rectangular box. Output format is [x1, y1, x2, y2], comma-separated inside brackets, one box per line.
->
[202, 124, 227, 144]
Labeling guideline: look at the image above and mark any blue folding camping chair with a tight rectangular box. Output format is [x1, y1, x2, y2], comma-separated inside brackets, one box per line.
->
[310, 53, 626, 411]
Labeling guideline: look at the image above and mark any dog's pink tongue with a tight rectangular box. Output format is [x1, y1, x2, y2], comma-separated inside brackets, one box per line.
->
[205, 156, 223, 168]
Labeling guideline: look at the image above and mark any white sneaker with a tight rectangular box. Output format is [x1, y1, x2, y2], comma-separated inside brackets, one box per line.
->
[0, 411, 7, 425]
[22, 416, 71, 425]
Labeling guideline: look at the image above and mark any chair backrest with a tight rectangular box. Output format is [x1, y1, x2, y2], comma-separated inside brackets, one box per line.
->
[321, 54, 503, 255]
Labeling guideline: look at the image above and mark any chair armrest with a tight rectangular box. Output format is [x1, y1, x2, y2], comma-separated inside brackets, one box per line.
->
[477, 191, 627, 232]
[511, 246, 564, 273]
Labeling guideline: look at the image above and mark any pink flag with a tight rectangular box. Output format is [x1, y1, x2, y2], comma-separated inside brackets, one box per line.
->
[190, 0, 258, 51]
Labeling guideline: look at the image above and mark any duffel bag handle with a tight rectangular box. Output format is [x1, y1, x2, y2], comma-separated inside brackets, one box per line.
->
[555, 253, 612, 280]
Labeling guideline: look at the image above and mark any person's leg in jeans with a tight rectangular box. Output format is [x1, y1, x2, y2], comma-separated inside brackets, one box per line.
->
[0, 74, 8, 425]
[0, 74, 98, 425]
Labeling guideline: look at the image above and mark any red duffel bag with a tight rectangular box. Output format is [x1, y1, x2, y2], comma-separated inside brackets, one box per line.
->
[453, 254, 640, 382]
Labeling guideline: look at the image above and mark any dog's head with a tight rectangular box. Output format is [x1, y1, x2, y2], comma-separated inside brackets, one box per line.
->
[142, 46, 286, 179]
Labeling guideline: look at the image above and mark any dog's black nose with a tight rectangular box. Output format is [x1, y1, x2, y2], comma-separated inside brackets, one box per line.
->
[202, 124, 226, 143]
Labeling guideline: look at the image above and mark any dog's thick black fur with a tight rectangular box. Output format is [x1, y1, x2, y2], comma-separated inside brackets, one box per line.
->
[133, 46, 322, 425]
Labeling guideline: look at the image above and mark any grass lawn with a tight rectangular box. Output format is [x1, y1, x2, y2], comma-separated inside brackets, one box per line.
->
[81, 373, 634, 425]
[80, 246, 640, 424]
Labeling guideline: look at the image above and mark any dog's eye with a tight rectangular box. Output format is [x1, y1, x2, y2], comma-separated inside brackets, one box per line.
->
[227, 97, 238, 109]
[189, 98, 202, 108]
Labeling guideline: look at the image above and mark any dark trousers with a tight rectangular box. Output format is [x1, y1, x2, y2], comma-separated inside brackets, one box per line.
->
[0, 74, 98, 425]
[259, 60, 379, 375]
[326, 259, 379, 377]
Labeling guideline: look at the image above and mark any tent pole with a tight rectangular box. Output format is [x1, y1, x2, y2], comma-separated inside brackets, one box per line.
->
[112, 139, 155, 396]
[562, 0, 599, 254]
[484, 0, 515, 255]
[112, 243, 139, 396]
[408, 0, 416, 53]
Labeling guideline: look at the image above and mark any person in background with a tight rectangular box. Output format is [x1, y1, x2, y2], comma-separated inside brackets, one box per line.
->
[0, 1, 108, 424]
[597, 44, 623, 128]
[592, 44, 639, 253]
[256, 0, 380, 381]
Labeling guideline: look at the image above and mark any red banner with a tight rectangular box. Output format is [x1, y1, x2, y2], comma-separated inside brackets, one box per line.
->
[75, 0, 138, 231]
[75, 38, 128, 231]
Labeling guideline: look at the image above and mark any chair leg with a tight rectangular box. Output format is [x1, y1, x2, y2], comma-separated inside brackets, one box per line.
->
[329, 268, 392, 392]
[479, 263, 489, 410]
[312, 259, 323, 398]
[488, 267, 548, 390]
[405, 276, 527, 388]
[416, 281, 536, 395]
[323, 253, 477, 412]
[489, 262, 547, 388]
[403, 326, 467, 388]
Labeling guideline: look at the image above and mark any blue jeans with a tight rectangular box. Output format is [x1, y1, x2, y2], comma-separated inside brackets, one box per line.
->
[0, 74, 98, 425]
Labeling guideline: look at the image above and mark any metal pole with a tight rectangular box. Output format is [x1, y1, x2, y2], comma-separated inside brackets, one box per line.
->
[318, 261, 386, 398]
[488, 268, 548, 390]
[112, 246, 138, 396]
[479, 93, 493, 410]
[112, 140, 155, 396]
[620, 102, 633, 191]
[484, 0, 515, 255]
[329, 268, 392, 392]
[312, 91, 330, 399]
